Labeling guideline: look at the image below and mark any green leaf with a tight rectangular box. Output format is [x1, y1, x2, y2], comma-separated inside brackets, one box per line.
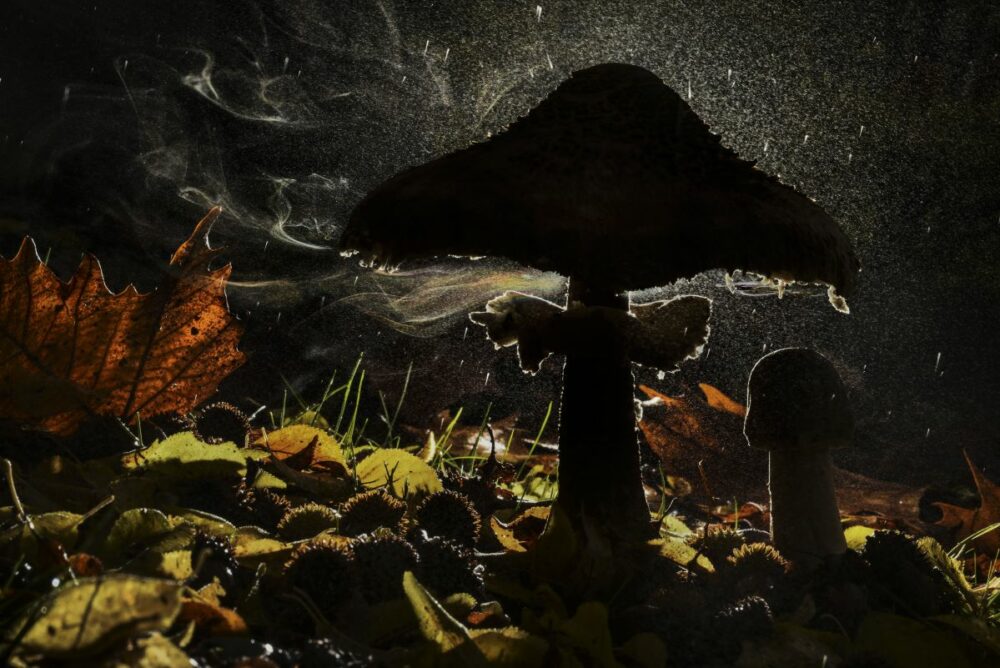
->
[14, 575, 182, 658]
[356, 449, 442, 499]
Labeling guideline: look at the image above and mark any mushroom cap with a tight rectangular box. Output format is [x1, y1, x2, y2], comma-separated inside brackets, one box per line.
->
[744, 347, 854, 452]
[343, 63, 859, 298]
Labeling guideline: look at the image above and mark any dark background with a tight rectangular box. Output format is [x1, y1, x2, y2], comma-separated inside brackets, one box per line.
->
[1, 1, 998, 487]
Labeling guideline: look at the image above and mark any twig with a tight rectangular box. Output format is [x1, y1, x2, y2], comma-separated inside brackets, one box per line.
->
[3, 458, 29, 525]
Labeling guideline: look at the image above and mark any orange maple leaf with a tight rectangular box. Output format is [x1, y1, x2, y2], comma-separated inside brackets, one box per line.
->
[0, 208, 245, 435]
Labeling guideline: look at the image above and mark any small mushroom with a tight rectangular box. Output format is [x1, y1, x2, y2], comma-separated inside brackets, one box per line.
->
[743, 348, 854, 568]
[341, 64, 859, 543]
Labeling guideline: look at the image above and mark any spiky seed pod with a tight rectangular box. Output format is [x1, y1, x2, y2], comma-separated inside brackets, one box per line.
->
[692, 527, 746, 567]
[710, 595, 774, 663]
[411, 490, 482, 547]
[193, 401, 251, 445]
[861, 529, 929, 570]
[284, 540, 357, 619]
[416, 537, 484, 599]
[277, 503, 340, 541]
[441, 471, 498, 518]
[725, 543, 790, 603]
[338, 490, 407, 537]
[862, 529, 957, 616]
[727, 543, 790, 579]
[352, 534, 420, 603]
[299, 638, 375, 668]
[712, 595, 774, 637]
[187, 532, 238, 593]
[237, 483, 292, 532]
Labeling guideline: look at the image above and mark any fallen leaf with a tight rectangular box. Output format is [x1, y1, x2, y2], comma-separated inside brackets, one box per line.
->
[844, 525, 876, 551]
[103, 632, 191, 668]
[0, 208, 244, 435]
[490, 507, 550, 553]
[253, 424, 347, 473]
[123, 431, 269, 482]
[14, 575, 182, 658]
[697, 382, 746, 417]
[402, 571, 487, 666]
[933, 451, 1000, 558]
[178, 599, 248, 637]
[638, 384, 764, 502]
[467, 627, 549, 667]
[356, 448, 443, 499]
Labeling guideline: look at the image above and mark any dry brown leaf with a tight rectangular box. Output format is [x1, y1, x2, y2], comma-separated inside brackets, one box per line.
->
[0, 208, 244, 435]
[934, 450, 1000, 557]
[697, 382, 746, 417]
[178, 599, 249, 637]
[490, 506, 550, 553]
[638, 383, 764, 502]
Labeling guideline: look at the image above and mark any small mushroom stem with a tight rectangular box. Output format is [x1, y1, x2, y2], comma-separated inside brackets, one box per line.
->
[768, 448, 846, 567]
[555, 278, 652, 539]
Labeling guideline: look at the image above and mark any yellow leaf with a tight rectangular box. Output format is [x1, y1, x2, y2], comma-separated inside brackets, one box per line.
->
[356, 448, 442, 499]
[844, 525, 876, 551]
[232, 526, 293, 568]
[254, 424, 346, 470]
[104, 632, 191, 668]
[15, 575, 182, 658]
[124, 431, 266, 479]
[402, 571, 488, 666]
[651, 537, 714, 572]
[469, 627, 549, 667]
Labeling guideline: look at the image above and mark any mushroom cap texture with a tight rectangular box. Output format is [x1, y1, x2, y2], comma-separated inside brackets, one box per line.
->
[744, 347, 854, 452]
[342, 63, 859, 296]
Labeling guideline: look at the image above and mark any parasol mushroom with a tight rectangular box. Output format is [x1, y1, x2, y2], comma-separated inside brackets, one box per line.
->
[743, 347, 854, 569]
[341, 63, 859, 543]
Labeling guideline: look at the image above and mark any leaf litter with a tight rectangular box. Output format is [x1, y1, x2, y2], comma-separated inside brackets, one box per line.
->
[0, 222, 999, 665]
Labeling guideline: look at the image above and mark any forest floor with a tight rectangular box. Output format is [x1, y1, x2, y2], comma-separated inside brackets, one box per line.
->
[2, 216, 1000, 666]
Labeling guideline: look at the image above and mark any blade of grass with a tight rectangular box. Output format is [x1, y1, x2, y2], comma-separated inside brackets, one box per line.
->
[335, 354, 364, 435]
[516, 401, 553, 481]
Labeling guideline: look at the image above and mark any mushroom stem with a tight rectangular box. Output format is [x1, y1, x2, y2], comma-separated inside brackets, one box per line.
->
[768, 448, 846, 567]
[555, 279, 652, 540]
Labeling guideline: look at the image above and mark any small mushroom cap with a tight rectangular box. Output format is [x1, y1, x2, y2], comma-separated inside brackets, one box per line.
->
[744, 347, 854, 452]
[343, 63, 859, 300]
